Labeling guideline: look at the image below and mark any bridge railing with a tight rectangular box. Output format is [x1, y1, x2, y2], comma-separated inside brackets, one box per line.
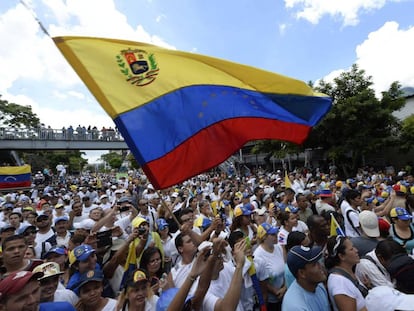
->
[0, 127, 125, 142]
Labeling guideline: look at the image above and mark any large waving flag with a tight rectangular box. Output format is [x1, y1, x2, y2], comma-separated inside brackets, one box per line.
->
[54, 37, 332, 189]
[0, 165, 31, 189]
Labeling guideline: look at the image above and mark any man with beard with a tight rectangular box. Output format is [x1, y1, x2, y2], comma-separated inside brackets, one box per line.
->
[34, 214, 56, 259]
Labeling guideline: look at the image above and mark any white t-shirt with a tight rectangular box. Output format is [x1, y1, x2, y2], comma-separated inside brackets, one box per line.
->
[293, 220, 308, 233]
[278, 226, 290, 245]
[341, 201, 360, 237]
[201, 261, 243, 311]
[35, 229, 55, 244]
[101, 298, 117, 311]
[253, 244, 285, 303]
[327, 273, 366, 311]
[124, 296, 158, 311]
[170, 259, 199, 296]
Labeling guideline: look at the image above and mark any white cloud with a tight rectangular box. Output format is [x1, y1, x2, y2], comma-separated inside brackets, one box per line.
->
[279, 23, 287, 35]
[0, 0, 176, 135]
[156, 14, 166, 23]
[319, 68, 346, 84]
[284, 0, 390, 26]
[67, 90, 85, 99]
[356, 21, 414, 92]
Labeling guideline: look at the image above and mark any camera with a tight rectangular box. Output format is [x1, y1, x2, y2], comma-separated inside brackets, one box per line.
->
[138, 227, 146, 235]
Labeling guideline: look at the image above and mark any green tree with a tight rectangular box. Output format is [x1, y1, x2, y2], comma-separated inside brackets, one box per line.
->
[101, 152, 123, 170]
[0, 95, 40, 128]
[306, 64, 405, 176]
[399, 114, 414, 152]
[23, 151, 88, 174]
[251, 141, 302, 170]
[127, 152, 141, 170]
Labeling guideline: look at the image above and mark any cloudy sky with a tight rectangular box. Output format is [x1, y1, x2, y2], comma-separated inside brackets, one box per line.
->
[1, 0, 413, 162]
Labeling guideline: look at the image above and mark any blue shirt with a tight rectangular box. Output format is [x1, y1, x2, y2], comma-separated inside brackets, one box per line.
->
[282, 280, 330, 311]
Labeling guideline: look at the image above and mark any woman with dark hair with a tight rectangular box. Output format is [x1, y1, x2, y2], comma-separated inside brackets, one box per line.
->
[74, 269, 117, 311]
[325, 236, 367, 311]
[116, 268, 159, 311]
[388, 207, 414, 254]
[277, 211, 298, 247]
[139, 246, 166, 296]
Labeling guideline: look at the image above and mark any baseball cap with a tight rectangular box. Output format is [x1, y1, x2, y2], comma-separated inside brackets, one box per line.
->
[257, 223, 279, 239]
[32, 262, 64, 280]
[378, 217, 391, 233]
[393, 184, 407, 194]
[125, 269, 149, 288]
[233, 205, 252, 218]
[17, 224, 37, 235]
[319, 189, 333, 198]
[358, 211, 380, 238]
[99, 194, 108, 200]
[69, 244, 95, 265]
[287, 245, 323, 277]
[390, 207, 412, 221]
[118, 196, 132, 204]
[74, 219, 95, 230]
[285, 206, 299, 214]
[156, 218, 169, 231]
[74, 269, 104, 293]
[44, 245, 68, 258]
[254, 207, 268, 216]
[36, 214, 49, 222]
[54, 203, 64, 210]
[0, 224, 15, 234]
[54, 216, 69, 225]
[0, 271, 43, 296]
[365, 286, 414, 311]
[132, 216, 148, 229]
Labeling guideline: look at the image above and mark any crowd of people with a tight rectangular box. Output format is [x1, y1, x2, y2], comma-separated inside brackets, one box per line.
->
[1, 166, 414, 311]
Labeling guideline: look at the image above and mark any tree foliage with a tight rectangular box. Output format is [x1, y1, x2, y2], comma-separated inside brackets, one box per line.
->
[101, 152, 123, 170]
[0, 95, 40, 128]
[306, 64, 405, 175]
[23, 151, 88, 174]
[400, 114, 414, 152]
[252, 64, 406, 176]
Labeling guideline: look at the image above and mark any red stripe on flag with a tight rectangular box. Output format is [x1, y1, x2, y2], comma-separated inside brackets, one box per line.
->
[143, 117, 311, 189]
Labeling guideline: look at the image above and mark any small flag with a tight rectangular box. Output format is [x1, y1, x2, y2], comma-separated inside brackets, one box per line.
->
[284, 171, 292, 189]
[330, 213, 345, 237]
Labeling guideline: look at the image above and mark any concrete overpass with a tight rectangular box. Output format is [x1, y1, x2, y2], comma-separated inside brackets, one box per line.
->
[0, 127, 129, 150]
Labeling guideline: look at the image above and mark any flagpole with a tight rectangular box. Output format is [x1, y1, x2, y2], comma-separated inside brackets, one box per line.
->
[157, 190, 182, 228]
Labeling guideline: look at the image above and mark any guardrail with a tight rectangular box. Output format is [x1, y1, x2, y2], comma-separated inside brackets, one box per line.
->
[0, 127, 125, 142]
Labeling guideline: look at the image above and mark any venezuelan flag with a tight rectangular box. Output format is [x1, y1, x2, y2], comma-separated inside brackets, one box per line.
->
[284, 171, 292, 189]
[0, 165, 31, 189]
[330, 213, 345, 237]
[54, 37, 332, 189]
